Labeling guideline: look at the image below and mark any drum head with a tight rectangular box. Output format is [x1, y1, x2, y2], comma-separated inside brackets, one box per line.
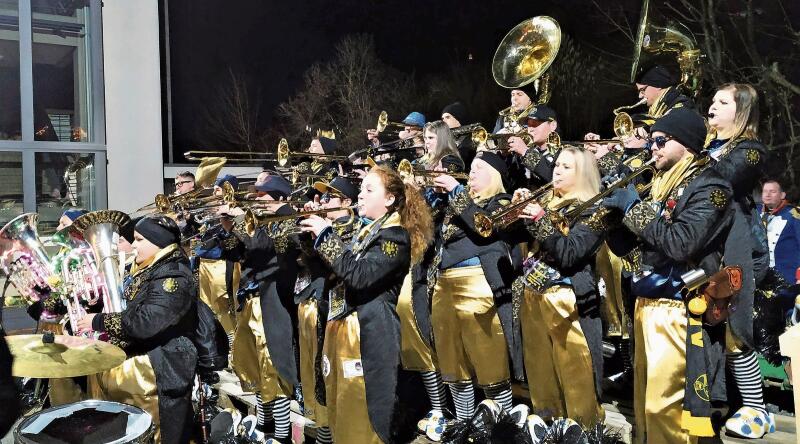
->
[15, 400, 153, 444]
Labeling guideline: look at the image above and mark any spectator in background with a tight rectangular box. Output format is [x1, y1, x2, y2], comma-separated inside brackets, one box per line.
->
[758, 179, 800, 284]
[174, 171, 196, 196]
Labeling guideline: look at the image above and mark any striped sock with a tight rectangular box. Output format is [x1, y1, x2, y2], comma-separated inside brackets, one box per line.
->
[484, 382, 513, 412]
[271, 397, 291, 439]
[256, 393, 273, 430]
[421, 371, 447, 411]
[448, 382, 475, 420]
[728, 350, 767, 414]
[315, 426, 332, 443]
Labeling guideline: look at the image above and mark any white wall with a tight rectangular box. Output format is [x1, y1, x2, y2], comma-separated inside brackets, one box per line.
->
[102, 0, 164, 213]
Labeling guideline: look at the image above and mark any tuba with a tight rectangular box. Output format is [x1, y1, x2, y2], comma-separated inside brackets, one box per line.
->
[72, 210, 131, 313]
[0, 213, 54, 303]
[631, 0, 702, 105]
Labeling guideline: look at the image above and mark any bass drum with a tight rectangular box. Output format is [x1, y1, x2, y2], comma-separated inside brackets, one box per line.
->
[14, 400, 154, 444]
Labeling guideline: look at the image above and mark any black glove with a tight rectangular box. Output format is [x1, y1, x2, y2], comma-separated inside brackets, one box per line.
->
[602, 183, 639, 213]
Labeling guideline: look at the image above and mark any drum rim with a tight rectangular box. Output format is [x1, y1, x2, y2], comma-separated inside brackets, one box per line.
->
[14, 400, 154, 444]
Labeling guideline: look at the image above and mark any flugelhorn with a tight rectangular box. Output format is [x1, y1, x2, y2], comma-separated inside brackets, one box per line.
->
[474, 184, 554, 237]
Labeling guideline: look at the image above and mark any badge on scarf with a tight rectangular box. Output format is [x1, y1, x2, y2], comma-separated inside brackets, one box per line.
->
[162, 277, 178, 293]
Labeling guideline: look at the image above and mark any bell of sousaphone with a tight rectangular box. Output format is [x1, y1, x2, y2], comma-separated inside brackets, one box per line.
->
[72, 210, 131, 313]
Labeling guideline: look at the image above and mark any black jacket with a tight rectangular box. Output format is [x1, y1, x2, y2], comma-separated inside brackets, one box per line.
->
[315, 220, 410, 443]
[94, 247, 198, 444]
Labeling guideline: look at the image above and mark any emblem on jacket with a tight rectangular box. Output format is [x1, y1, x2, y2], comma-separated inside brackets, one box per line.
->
[745, 149, 760, 165]
[162, 277, 178, 293]
[381, 240, 398, 257]
[710, 189, 727, 209]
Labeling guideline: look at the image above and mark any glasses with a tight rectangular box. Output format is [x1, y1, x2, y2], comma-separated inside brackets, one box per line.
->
[637, 85, 649, 95]
[175, 180, 193, 187]
[320, 192, 343, 204]
[647, 135, 674, 150]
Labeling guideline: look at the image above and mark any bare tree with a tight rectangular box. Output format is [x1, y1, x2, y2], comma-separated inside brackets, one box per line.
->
[201, 68, 270, 154]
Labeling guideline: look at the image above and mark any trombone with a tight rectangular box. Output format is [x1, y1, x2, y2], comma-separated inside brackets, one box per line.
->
[471, 126, 534, 148]
[375, 110, 406, 134]
[244, 205, 357, 236]
[545, 106, 643, 147]
[473, 183, 554, 237]
[275, 138, 349, 167]
[397, 159, 468, 186]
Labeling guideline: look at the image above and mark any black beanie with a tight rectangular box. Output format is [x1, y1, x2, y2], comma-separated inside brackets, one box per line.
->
[441, 102, 470, 125]
[635, 64, 678, 88]
[135, 215, 181, 248]
[650, 108, 707, 153]
[630, 113, 656, 132]
[318, 137, 337, 155]
[441, 154, 466, 174]
[475, 150, 508, 176]
[119, 216, 141, 244]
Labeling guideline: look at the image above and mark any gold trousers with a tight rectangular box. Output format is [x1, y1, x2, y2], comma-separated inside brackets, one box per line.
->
[398, 272, 437, 372]
[88, 354, 160, 442]
[298, 298, 328, 427]
[232, 297, 291, 402]
[322, 312, 382, 444]
[521, 286, 604, 425]
[198, 258, 240, 335]
[597, 243, 628, 338]
[633, 297, 698, 444]
[431, 266, 509, 386]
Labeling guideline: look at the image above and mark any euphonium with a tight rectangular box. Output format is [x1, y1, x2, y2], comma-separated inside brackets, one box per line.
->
[474, 184, 554, 237]
[72, 210, 131, 313]
[0, 213, 54, 303]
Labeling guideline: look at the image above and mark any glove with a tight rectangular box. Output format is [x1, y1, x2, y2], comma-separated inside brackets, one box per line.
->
[602, 183, 639, 213]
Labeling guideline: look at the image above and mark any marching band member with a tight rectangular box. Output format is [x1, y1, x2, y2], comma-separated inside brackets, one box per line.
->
[492, 86, 536, 133]
[707, 83, 774, 438]
[79, 215, 198, 443]
[300, 164, 433, 443]
[216, 174, 299, 444]
[429, 151, 522, 422]
[441, 102, 477, 167]
[634, 64, 695, 117]
[506, 105, 560, 190]
[516, 146, 607, 426]
[603, 108, 731, 443]
[295, 176, 361, 444]
[174, 171, 196, 196]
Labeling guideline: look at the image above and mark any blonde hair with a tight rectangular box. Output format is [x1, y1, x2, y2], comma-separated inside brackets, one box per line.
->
[369, 165, 433, 264]
[422, 120, 461, 169]
[554, 147, 600, 202]
[719, 83, 759, 140]
[469, 160, 507, 203]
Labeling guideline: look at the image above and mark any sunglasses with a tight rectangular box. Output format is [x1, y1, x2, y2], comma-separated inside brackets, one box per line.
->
[320, 192, 343, 204]
[647, 135, 674, 150]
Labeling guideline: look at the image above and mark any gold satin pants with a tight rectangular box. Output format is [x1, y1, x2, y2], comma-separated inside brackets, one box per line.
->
[633, 297, 698, 444]
[298, 298, 328, 427]
[431, 266, 509, 386]
[232, 297, 291, 402]
[198, 258, 240, 335]
[88, 354, 160, 442]
[322, 312, 382, 444]
[398, 272, 437, 372]
[597, 243, 628, 338]
[521, 286, 604, 425]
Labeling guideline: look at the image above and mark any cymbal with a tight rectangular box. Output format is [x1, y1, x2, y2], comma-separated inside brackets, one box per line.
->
[6, 334, 126, 378]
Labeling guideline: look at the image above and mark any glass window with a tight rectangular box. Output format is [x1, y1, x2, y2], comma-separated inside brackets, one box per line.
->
[0, 152, 23, 227]
[0, 0, 21, 141]
[35, 152, 96, 234]
[31, 0, 93, 142]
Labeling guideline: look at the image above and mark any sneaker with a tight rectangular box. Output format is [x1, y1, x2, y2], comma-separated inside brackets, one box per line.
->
[417, 409, 444, 434]
[238, 414, 258, 439]
[209, 409, 242, 444]
[424, 412, 448, 442]
[549, 418, 587, 444]
[526, 414, 548, 444]
[470, 399, 504, 432]
[508, 404, 530, 428]
[725, 406, 776, 439]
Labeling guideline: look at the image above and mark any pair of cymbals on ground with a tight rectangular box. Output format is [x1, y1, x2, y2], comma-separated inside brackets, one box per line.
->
[5, 334, 126, 378]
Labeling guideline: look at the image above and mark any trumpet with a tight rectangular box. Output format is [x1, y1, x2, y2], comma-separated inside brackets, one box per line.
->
[450, 123, 485, 138]
[397, 159, 469, 186]
[244, 205, 357, 236]
[612, 98, 647, 139]
[474, 183, 554, 237]
[471, 126, 534, 148]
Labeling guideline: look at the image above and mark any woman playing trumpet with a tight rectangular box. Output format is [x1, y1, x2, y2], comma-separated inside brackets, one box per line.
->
[515, 147, 607, 426]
